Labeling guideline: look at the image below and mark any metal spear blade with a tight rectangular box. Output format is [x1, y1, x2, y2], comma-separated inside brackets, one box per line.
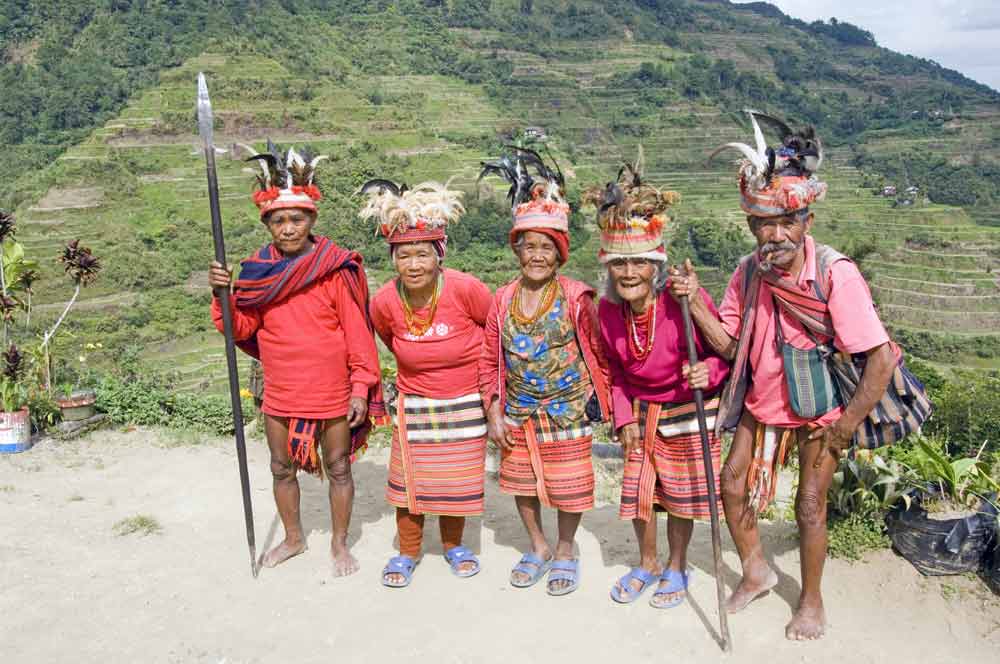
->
[197, 72, 214, 149]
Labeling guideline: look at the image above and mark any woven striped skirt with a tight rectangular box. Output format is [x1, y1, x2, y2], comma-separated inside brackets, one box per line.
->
[386, 392, 488, 517]
[499, 410, 594, 513]
[619, 398, 722, 522]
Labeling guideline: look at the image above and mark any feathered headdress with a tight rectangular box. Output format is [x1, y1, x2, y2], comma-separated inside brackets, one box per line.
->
[582, 146, 679, 263]
[478, 145, 570, 234]
[357, 179, 464, 245]
[241, 140, 328, 219]
[709, 109, 826, 217]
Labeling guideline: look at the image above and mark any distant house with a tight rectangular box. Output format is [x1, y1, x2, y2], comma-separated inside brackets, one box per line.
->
[883, 185, 897, 197]
[906, 186, 920, 195]
[524, 126, 547, 140]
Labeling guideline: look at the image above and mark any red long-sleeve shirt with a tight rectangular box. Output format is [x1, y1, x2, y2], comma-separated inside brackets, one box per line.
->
[211, 270, 380, 420]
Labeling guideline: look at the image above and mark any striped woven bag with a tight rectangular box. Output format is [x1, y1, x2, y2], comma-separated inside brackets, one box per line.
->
[769, 244, 932, 448]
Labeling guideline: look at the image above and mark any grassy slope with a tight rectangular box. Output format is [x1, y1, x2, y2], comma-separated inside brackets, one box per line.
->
[8, 1, 1000, 390]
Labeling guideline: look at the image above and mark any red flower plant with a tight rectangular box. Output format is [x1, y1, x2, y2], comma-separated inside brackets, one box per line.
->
[59, 240, 102, 286]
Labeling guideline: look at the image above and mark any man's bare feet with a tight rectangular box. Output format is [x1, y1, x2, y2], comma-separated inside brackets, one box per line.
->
[724, 566, 778, 613]
[786, 604, 827, 640]
[261, 539, 307, 568]
[331, 545, 360, 577]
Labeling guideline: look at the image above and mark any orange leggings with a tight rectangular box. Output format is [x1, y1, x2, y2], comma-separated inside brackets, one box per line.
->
[396, 508, 465, 558]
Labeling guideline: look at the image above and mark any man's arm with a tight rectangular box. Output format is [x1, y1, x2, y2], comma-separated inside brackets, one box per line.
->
[808, 342, 894, 467]
[668, 259, 738, 361]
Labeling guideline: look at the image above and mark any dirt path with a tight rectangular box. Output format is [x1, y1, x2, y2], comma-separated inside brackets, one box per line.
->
[2, 429, 998, 663]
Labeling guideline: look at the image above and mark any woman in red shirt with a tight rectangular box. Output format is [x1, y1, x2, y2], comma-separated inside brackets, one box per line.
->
[209, 145, 383, 578]
[361, 180, 493, 588]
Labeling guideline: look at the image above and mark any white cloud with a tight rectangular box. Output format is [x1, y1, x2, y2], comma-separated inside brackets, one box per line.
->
[733, 0, 1000, 91]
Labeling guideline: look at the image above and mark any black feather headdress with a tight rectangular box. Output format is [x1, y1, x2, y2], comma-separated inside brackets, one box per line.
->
[239, 140, 328, 216]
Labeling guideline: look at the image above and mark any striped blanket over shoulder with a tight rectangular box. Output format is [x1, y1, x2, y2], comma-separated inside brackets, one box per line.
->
[620, 398, 722, 522]
[500, 411, 594, 512]
[386, 392, 488, 516]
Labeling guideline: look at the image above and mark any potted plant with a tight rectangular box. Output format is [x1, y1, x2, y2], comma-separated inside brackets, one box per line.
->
[41, 240, 101, 392]
[54, 341, 102, 422]
[885, 436, 999, 575]
[57, 385, 97, 422]
[0, 343, 31, 453]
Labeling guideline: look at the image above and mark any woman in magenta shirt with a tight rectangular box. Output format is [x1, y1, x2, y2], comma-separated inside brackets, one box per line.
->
[584, 166, 729, 609]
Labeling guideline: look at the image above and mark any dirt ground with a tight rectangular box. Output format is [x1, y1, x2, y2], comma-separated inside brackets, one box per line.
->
[2, 428, 999, 664]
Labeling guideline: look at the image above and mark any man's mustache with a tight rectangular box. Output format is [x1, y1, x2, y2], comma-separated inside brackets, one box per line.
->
[760, 240, 799, 255]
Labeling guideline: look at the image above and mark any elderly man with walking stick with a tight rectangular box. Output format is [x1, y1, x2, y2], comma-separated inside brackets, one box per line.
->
[674, 111, 906, 640]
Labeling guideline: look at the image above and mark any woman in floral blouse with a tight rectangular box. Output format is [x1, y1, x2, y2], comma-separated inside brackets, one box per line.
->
[479, 149, 611, 596]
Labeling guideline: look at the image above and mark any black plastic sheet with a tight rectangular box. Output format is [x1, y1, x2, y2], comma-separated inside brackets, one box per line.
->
[885, 490, 998, 576]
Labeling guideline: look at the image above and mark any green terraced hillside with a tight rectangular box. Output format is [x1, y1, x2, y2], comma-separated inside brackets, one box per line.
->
[5, 1, 1000, 392]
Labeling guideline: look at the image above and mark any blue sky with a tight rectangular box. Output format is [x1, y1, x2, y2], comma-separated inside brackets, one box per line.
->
[734, 1, 1000, 92]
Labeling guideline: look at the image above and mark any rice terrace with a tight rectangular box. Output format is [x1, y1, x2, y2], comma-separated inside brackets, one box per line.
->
[2, 2, 1000, 662]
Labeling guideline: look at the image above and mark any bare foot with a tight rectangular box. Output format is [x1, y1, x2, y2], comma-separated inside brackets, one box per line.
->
[331, 546, 360, 577]
[725, 566, 778, 613]
[261, 539, 307, 568]
[786, 604, 827, 640]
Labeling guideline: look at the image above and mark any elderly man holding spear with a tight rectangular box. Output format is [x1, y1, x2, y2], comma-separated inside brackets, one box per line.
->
[202, 78, 384, 577]
[674, 112, 906, 640]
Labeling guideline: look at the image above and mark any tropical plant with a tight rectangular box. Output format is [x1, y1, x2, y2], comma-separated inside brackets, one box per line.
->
[905, 436, 1000, 504]
[0, 210, 37, 344]
[828, 450, 915, 518]
[0, 343, 28, 412]
[41, 239, 102, 392]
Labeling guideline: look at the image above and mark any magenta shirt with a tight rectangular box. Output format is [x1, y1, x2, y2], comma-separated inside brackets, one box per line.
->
[717, 235, 891, 427]
[599, 289, 730, 431]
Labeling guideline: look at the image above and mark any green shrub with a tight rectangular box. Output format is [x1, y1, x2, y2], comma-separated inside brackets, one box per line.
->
[827, 513, 889, 561]
[922, 371, 1000, 458]
[96, 374, 249, 436]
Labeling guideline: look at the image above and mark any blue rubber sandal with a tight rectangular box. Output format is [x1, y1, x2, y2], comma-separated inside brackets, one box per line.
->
[610, 567, 658, 604]
[547, 558, 580, 597]
[649, 568, 689, 609]
[381, 555, 418, 588]
[510, 552, 553, 588]
[444, 546, 481, 579]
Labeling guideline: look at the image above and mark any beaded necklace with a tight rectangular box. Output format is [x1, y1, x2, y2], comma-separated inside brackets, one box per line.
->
[625, 296, 657, 360]
[399, 274, 441, 337]
[511, 279, 559, 327]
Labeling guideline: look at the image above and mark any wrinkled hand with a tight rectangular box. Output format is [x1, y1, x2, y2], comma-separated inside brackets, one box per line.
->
[618, 422, 641, 458]
[668, 259, 700, 303]
[208, 260, 233, 291]
[346, 397, 368, 428]
[807, 417, 855, 468]
[487, 403, 512, 451]
[682, 361, 710, 391]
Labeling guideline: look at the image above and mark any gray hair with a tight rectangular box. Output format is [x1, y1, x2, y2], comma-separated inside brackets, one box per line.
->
[602, 261, 669, 305]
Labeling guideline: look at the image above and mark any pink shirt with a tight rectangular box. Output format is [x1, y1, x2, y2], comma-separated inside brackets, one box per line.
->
[718, 236, 890, 427]
[599, 289, 730, 431]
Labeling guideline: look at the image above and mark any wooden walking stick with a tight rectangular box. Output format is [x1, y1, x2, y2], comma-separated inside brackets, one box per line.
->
[679, 277, 732, 652]
[197, 72, 258, 578]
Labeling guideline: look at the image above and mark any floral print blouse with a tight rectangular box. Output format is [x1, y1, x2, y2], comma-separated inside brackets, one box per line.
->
[502, 291, 593, 428]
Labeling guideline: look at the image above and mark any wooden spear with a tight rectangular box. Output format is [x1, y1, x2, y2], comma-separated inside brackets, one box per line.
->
[197, 72, 257, 578]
